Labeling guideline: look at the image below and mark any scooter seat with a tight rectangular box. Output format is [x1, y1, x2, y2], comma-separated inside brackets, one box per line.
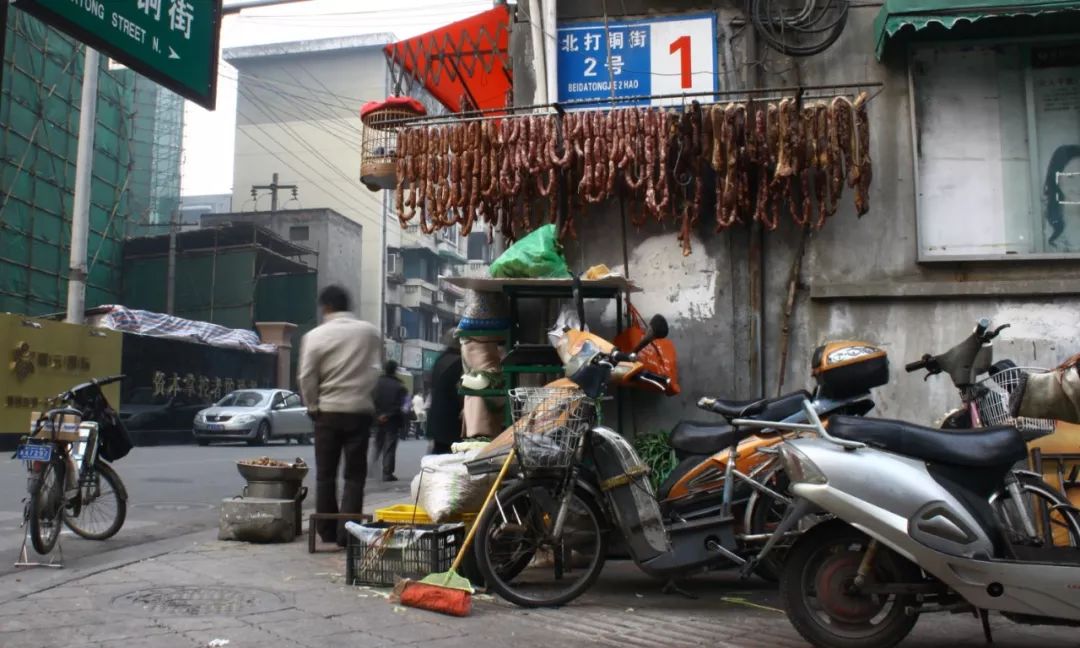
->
[829, 416, 1027, 468]
[701, 390, 810, 420]
[669, 421, 738, 456]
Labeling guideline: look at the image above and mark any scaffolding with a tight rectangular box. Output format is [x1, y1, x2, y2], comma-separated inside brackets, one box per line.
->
[0, 10, 181, 316]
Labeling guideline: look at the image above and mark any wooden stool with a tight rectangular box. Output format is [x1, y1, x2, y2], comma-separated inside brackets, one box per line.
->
[307, 513, 372, 553]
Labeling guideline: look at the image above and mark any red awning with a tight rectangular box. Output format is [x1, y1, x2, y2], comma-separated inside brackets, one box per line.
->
[383, 5, 512, 114]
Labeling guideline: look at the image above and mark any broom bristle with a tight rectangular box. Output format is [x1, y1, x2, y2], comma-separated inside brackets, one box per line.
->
[399, 581, 472, 617]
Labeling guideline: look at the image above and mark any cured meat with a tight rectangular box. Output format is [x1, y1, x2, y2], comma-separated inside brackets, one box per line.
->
[853, 92, 872, 216]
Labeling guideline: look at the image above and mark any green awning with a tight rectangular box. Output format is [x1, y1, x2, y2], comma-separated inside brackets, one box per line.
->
[875, 0, 1080, 59]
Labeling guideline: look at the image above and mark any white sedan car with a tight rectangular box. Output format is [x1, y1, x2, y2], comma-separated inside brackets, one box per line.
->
[193, 389, 314, 446]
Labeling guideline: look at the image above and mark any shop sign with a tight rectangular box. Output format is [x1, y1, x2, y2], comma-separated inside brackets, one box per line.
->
[556, 12, 717, 107]
[13, 0, 222, 109]
[385, 339, 402, 364]
[402, 346, 422, 370]
[422, 349, 440, 372]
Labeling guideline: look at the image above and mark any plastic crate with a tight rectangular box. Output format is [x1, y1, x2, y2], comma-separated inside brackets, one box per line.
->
[345, 522, 465, 587]
[373, 504, 478, 527]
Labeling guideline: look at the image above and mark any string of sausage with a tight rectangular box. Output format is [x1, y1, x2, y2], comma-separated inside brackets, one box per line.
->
[390, 94, 871, 243]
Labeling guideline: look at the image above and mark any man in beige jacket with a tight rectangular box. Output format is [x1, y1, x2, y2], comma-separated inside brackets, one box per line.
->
[298, 285, 381, 547]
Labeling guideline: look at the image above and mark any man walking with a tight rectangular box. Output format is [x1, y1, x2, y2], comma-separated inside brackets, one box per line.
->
[373, 361, 407, 481]
[298, 285, 380, 547]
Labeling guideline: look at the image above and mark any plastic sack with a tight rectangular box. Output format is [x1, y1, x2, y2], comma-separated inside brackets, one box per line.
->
[614, 304, 681, 395]
[410, 450, 495, 522]
[547, 306, 585, 348]
[489, 224, 571, 279]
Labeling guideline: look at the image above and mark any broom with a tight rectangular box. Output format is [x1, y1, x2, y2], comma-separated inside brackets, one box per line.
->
[397, 448, 516, 616]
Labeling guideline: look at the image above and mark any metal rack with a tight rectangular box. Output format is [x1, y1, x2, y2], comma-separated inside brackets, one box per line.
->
[446, 276, 637, 431]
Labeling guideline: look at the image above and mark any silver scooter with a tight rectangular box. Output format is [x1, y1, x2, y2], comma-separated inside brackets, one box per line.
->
[738, 401, 1080, 648]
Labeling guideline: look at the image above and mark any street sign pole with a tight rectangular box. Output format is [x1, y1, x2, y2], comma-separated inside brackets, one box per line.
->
[65, 46, 99, 325]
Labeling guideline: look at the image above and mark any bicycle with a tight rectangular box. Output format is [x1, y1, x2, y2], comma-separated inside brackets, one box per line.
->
[16, 375, 131, 557]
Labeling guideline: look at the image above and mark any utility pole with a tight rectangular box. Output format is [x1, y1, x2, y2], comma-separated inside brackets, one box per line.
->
[250, 172, 297, 216]
[65, 46, 99, 325]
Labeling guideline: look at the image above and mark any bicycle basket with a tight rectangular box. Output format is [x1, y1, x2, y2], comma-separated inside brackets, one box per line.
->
[974, 367, 1055, 435]
[509, 387, 595, 471]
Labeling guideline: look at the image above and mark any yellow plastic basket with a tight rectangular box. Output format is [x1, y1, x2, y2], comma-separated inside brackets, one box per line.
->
[373, 504, 477, 527]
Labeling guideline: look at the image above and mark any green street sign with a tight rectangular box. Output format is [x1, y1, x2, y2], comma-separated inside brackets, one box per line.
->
[13, 0, 222, 109]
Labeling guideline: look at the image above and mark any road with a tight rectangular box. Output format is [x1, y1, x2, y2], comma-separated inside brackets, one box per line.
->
[0, 439, 428, 575]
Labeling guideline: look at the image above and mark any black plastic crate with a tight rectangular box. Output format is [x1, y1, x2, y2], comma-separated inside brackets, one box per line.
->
[345, 522, 465, 587]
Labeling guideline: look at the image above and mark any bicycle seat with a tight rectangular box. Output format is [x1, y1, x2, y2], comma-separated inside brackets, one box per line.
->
[668, 421, 738, 456]
[700, 390, 810, 420]
[829, 416, 1027, 468]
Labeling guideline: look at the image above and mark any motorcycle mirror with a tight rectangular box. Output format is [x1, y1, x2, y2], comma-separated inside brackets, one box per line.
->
[632, 314, 670, 354]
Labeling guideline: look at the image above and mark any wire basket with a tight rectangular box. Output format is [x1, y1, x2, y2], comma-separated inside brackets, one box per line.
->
[974, 367, 1055, 435]
[510, 387, 595, 471]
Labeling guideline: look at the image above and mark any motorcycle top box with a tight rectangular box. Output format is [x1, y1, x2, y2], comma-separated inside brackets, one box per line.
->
[811, 340, 889, 399]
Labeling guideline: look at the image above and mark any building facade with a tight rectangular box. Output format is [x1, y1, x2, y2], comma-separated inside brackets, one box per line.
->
[201, 208, 363, 313]
[499, 1, 1080, 432]
[225, 35, 394, 327]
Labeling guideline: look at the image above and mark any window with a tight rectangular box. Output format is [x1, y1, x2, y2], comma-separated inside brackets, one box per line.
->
[289, 225, 309, 241]
[284, 393, 302, 408]
[911, 39, 1080, 259]
[272, 392, 286, 408]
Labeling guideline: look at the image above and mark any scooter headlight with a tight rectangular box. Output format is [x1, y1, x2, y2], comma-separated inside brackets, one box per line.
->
[779, 444, 827, 485]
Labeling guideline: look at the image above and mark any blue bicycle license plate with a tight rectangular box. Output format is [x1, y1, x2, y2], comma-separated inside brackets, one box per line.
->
[15, 444, 52, 462]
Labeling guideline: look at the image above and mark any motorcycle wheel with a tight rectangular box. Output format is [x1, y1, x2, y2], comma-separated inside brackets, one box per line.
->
[474, 478, 607, 608]
[992, 472, 1080, 548]
[747, 466, 794, 582]
[781, 521, 921, 648]
[29, 458, 65, 555]
[64, 462, 127, 541]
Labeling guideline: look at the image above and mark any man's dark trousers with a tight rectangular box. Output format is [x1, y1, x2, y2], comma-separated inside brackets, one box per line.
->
[373, 418, 399, 479]
[314, 412, 372, 545]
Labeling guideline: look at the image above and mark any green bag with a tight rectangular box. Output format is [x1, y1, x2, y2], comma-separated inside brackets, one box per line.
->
[489, 224, 571, 278]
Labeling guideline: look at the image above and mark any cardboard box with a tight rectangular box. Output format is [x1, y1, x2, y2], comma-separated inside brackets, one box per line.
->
[30, 412, 81, 443]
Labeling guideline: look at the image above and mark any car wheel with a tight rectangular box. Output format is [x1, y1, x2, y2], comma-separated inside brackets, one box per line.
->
[248, 421, 270, 446]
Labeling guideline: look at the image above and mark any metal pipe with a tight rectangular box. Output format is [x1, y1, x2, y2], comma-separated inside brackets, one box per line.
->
[528, 0, 548, 105]
[378, 81, 883, 127]
[166, 212, 177, 314]
[65, 47, 99, 325]
[543, 0, 557, 105]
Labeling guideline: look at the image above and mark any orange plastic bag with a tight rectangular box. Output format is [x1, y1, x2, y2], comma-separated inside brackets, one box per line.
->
[614, 304, 681, 395]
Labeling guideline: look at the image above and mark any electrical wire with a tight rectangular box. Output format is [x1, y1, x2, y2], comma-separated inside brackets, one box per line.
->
[746, 0, 850, 57]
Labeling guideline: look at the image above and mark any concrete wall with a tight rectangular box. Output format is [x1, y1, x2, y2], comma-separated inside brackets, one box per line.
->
[228, 42, 388, 325]
[201, 209, 363, 313]
[540, 3, 1080, 435]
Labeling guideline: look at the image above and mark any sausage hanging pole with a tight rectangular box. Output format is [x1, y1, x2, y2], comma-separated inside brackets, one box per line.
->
[379, 82, 886, 128]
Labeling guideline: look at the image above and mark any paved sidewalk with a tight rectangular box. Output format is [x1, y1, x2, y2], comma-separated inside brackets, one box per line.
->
[0, 496, 1074, 648]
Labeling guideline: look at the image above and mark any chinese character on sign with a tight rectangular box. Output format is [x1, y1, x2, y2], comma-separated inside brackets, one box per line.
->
[224, 378, 235, 395]
[182, 373, 195, 397]
[608, 31, 624, 50]
[211, 377, 223, 401]
[166, 373, 180, 398]
[138, 0, 162, 21]
[629, 29, 647, 48]
[560, 33, 579, 53]
[152, 371, 166, 397]
[607, 55, 625, 76]
[197, 375, 210, 401]
[583, 32, 602, 52]
[168, 0, 194, 40]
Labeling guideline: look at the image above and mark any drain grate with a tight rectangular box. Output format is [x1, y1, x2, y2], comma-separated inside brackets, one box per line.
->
[112, 586, 287, 616]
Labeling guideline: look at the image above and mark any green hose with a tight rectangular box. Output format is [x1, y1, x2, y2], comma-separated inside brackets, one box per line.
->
[633, 431, 677, 493]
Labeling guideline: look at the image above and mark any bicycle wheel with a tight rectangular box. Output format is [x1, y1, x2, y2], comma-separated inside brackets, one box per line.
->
[474, 478, 608, 608]
[64, 462, 127, 540]
[992, 471, 1080, 548]
[29, 458, 65, 555]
